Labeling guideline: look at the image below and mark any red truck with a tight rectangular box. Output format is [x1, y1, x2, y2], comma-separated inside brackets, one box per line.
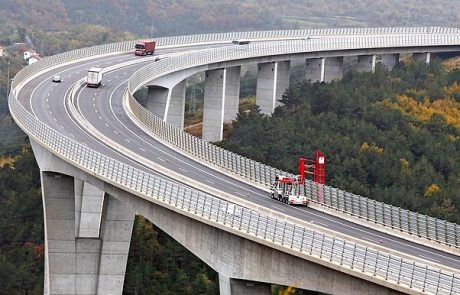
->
[134, 40, 156, 56]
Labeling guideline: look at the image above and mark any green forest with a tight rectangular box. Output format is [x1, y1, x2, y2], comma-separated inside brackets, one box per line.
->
[0, 0, 459, 37]
[1, 57, 459, 294]
[0, 2, 459, 292]
[220, 60, 460, 223]
[0, 148, 219, 294]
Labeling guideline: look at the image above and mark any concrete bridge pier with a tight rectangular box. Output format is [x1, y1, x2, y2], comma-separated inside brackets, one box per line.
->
[146, 80, 186, 129]
[354, 55, 376, 72]
[324, 56, 343, 82]
[413, 52, 431, 63]
[224, 66, 241, 122]
[380, 54, 400, 70]
[203, 67, 241, 141]
[108, 183, 403, 295]
[40, 171, 134, 295]
[256, 61, 290, 114]
[305, 58, 325, 82]
[305, 57, 343, 82]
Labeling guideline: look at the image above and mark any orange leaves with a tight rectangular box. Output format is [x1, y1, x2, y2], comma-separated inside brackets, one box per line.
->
[360, 142, 384, 155]
[424, 183, 441, 197]
[377, 94, 460, 129]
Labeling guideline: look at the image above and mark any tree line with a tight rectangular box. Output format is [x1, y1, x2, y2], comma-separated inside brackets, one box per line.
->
[220, 60, 460, 223]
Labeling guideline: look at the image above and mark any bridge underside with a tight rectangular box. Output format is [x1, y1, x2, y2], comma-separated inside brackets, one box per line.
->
[32, 139, 404, 295]
[111, 184, 403, 295]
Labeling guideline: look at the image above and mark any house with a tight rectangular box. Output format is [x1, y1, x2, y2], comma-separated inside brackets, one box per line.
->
[24, 51, 35, 60]
[28, 54, 41, 65]
[0, 46, 4, 56]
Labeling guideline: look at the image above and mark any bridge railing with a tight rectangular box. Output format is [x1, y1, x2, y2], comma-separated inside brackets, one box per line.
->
[8, 28, 460, 294]
[8, 90, 460, 294]
[126, 32, 460, 250]
[12, 26, 459, 92]
[18, 28, 458, 251]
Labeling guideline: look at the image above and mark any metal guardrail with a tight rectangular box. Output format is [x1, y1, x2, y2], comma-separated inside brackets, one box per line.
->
[12, 26, 459, 91]
[8, 92, 460, 295]
[8, 27, 460, 294]
[126, 33, 460, 250]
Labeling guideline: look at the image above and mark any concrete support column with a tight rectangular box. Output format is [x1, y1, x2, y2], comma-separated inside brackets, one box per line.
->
[219, 273, 232, 295]
[146, 82, 186, 129]
[75, 179, 104, 238]
[354, 55, 376, 72]
[413, 52, 431, 63]
[380, 54, 400, 70]
[305, 58, 325, 82]
[41, 172, 134, 295]
[97, 194, 135, 293]
[223, 66, 241, 122]
[166, 80, 186, 129]
[324, 56, 343, 82]
[203, 69, 226, 141]
[256, 61, 291, 115]
[146, 86, 168, 119]
[219, 274, 271, 295]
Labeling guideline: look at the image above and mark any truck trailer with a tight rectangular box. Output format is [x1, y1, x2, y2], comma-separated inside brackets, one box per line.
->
[134, 40, 156, 56]
[270, 150, 326, 206]
[86, 67, 103, 88]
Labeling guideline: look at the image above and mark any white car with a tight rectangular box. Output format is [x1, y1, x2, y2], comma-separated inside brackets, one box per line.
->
[52, 75, 61, 82]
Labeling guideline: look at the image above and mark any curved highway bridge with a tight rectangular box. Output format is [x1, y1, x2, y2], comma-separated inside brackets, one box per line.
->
[8, 27, 460, 295]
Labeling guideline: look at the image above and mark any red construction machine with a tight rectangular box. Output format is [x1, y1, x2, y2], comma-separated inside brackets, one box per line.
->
[270, 150, 326, 206]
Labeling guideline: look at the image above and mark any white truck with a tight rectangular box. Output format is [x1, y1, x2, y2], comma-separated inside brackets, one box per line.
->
[86, 67, 103, 88]
[271, 175, 307, 205]
[270, 151, 326, 206]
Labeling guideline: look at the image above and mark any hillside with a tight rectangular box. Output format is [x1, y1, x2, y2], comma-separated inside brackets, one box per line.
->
[0, 2, 459, 294]
[219, 60, 460, 223]
[0, 0, 459, 37]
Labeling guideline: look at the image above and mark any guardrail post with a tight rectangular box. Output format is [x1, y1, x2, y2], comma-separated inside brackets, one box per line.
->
[435, 269, 441, 294]
[216, 199, 222, 222]
[409, 261, 416, 288]
[247, 211, 252, 233]
[455, 224, 459, 247]
[373, 252, 379, 276]
[310, 231, 316, 255]
[416, 212, 422, 237]
[281, 221, 287, 245]
[422, 265, 428, 292]
[334, 188, 339, 210]
[384, 256, 391, 280]
[425, 215, 429, 239]
[434, 219, 439, 242]
[291, 225, 296, 248]
[330, 237, 336, 262]
[272, 219, 277, 242]
[450, 273, 456, 294]
[362, 247, 368, 272]
[255, 213, 260, 236]
[350, 244, 357, 269]
[238, 208, 244, 230]
[300, 228, 305, 252]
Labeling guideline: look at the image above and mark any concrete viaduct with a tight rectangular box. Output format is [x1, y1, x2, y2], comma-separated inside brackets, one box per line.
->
[8, 27, 460, 295]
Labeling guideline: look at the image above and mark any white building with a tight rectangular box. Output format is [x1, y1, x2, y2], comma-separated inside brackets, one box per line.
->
[28, 54, 41, 65]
